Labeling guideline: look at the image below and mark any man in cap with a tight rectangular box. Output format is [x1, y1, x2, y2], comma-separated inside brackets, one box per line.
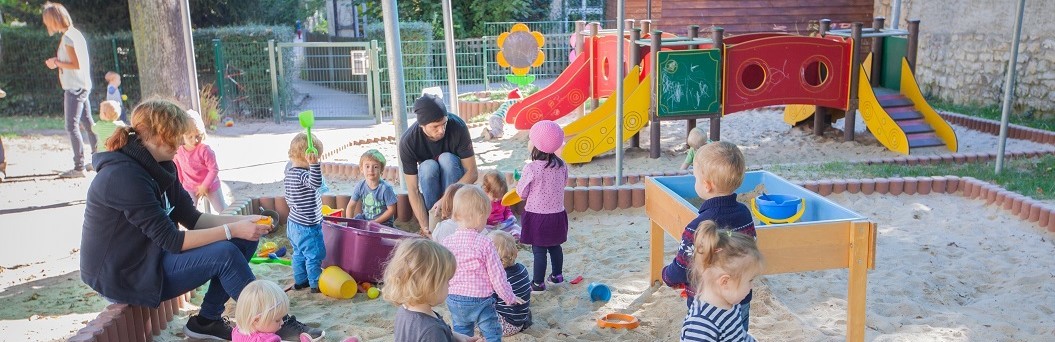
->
[398, 94, 479, 234]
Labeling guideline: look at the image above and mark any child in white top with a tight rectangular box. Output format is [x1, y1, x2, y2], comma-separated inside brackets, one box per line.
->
[428, 183, 465, 242]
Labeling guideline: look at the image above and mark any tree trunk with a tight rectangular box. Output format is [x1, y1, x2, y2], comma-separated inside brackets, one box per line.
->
[128, 0, 200, 111]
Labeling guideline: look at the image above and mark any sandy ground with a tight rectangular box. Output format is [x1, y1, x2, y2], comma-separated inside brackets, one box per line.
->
[1, 108, 1054, 341]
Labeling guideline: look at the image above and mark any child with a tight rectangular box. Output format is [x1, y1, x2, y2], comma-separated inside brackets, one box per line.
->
[681, 221, 762, 342]
[383, 238, 482, 342]
[285, 132, 325, 293]
[428, 183, 465, 242]
[104, 71, 126, 122]
[516, 120, 570, 291]
[681, 127, 709, 170]
[174, 110, 226, 214]
[481, 170, 521, 240]
[234, 280, 346, 342]
[345, 149, 398, 227]
[440, 185, 524, 341]
[663, 141, 756, 331]
[92, 100, 124, 152]
[487, 230, 532, 336]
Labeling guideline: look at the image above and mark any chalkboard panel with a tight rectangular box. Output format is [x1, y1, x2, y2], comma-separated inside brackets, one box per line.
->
[656, 49, 722, 117]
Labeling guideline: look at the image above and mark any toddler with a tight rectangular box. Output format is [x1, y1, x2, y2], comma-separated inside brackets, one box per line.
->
[663, 141, 756, 331]
[345, 149, 397, 227]
[285, 132, 325, 293]
[481, 170, 521, 240]
[234, 280, 350, 342]
[487, 230, 532, 336]
[440, 185, 524, 341]
[516, 120, 570, 291]
[174, 110, 226, 214]
[91, 100, 124, 152]
[428, 183, 465, 242]
[680, 221, 762, 342]
[104, 71, 127, 122]
[384, 238, 482, 342]
[680, 127, 709, 170]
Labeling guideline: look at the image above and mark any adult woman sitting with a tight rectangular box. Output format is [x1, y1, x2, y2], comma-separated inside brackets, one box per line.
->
[80, 99, 323, 340]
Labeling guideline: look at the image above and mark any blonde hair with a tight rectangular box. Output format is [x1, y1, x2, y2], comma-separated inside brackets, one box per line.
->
[481, 170, 508, 199]
[452, 185, 491, 229]
[99, 100, 121, 122]
[687, 127, 708, 149]
[288, 132, 324, 162]
[487, 230, 518, 267]
[691, 221, 763, 291]
[693, 141, 745, 194]
[41, 2, 72, 35]
[234, 280, 289, 335]
[105, 71, 120, 83]
[437, 183, 466, 220]
[382, 238, 456, 306]
[106, 98, 191, 152]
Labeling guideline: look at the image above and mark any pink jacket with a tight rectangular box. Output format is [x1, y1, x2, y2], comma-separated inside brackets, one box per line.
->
[516, 160, 568, 214]
[488, 200, 513, 226]
[232, 329, 280, 342]
[174, 143, 221, 194]
[441, 228, 518, 303]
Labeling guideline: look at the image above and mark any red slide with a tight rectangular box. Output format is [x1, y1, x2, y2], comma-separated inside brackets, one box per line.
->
[506, 49, 592, 130]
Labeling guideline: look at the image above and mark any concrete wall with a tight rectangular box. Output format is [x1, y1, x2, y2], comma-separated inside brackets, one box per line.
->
[876, 0, 1055, 118]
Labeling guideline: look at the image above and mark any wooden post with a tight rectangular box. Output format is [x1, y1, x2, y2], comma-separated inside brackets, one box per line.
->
[846, 221, 874, 342]
[819, 18, 831, 36]
[815, 19, 833, 136]
[845, 23, 864, 142]
[589, 22, 600, 110]
[870, 17, 885, 87]
[649, 30, 662, 158]
[575, 21, 586, 54]
[640, 20, 651, 34]
[686, 25, 700, 136]
[649, 220, 665, 286]
[710, 27, 724, 141]
[630, 27, 643, 148]
[906, 19, 920, 72]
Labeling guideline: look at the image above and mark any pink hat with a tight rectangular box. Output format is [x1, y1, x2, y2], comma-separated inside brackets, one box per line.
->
[529, 120, 564, 154]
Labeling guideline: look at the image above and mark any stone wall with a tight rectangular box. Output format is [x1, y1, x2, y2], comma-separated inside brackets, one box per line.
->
[875, 0, 1055, 118]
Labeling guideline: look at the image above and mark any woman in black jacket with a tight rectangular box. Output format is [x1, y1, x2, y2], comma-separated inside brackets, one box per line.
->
[81, 99, 323, 340]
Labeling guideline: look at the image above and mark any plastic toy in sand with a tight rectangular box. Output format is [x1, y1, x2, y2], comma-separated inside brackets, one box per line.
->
[587, 282, 611, 302]
[597, 313, 640, 329]
[223, 117, 234, 127]
[321, 205, 344, 217]
[320, 266, 358, 299]
[750, 193, 806, 225]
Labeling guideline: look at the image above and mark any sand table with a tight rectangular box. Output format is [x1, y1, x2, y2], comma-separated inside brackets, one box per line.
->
[143, 193, 1055, 341]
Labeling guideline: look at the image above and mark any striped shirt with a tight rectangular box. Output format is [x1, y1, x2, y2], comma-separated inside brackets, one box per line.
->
[441, 229, 518, 303]
[493, 263, 531, 327]
[681, 298, 755, 342]
[284, 164, 323, 225]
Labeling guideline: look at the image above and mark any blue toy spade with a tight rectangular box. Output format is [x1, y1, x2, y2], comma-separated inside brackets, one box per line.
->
[299, 110, 318, 155]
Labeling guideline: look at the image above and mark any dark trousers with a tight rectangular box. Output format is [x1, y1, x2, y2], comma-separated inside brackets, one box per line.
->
[531, 245, 563, 284]
[64, 89, 97, 170]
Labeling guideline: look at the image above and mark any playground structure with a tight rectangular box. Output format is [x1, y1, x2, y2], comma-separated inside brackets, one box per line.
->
[506, 18, 958, 163]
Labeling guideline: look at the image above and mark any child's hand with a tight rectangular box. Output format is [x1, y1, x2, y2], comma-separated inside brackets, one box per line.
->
[510, 296, 527, 305]
[306, 152, 320, 164]
[196, 185, 209, 198]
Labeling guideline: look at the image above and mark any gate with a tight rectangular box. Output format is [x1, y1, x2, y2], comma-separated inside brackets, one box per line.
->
[270, 41, 382, 122]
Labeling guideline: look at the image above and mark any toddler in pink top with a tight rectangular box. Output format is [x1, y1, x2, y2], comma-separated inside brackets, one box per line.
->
[174, 110, 226, 214]
[516, 120, 570, 292]
[440, 185, 525, 341]
[234, 280, 356, 342]
[482, 170, 522, 240]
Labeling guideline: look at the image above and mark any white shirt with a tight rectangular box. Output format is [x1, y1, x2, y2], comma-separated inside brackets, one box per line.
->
[57, 27, 92, 91]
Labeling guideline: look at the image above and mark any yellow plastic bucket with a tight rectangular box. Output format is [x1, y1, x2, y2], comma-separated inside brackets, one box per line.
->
[501, 190, 522, 206]
[319, 266, 358, 299]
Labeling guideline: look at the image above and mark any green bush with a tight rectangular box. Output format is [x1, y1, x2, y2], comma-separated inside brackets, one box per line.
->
[365, 22, 434, 110]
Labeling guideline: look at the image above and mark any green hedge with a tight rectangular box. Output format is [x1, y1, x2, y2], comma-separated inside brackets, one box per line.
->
[365, 22, 434, 110]
[0, 25, 292, 117]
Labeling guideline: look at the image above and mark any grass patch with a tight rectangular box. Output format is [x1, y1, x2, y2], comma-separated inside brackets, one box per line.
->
[0, 116, 66, 136]
[929, 99, 1055, 132]
[789, 156, 1055, 200]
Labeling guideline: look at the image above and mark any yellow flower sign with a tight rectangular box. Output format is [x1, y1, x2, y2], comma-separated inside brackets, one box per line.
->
[497, 23, 545, 86]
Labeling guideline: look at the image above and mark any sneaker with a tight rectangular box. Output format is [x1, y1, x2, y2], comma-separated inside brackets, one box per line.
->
[183, 315, 232, 340]
[310, 287, 321, 294]
[548, 274, 565, 284]
[277, 315, 324, 341]
[293, 282, 310, 291]
[85, 163, 94, 172]
[531, 282, 546, 292]
[58, 169, 85, 178]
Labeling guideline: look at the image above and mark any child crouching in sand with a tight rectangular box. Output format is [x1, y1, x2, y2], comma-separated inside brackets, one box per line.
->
[487, 230, 532, 336]
[383, 239, 482, 342]
[482, 171, 521, 240]
[681, 221, 763, 342]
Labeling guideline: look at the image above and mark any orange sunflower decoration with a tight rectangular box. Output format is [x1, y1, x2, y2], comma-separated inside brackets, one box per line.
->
[497, 23, 545, 86]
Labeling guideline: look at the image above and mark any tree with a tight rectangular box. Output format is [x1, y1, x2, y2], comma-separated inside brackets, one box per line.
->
[128, 0, 199, 110]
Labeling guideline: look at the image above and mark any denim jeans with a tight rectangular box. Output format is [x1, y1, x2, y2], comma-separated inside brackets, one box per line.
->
[159, 238, 257, 320]
[287, 220, 325, 288]
[418, 152, 464, 211]
[446, 294, 502, 342]
[64, 89, 98, 170]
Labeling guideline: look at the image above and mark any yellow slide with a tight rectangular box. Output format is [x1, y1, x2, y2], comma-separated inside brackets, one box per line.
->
[857, 56, 957, 154]
[562, 71, 652, 164]
[563, 66, 641, 137]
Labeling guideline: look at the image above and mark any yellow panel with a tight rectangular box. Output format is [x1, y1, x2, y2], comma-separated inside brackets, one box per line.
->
[900, 58, 958, 152]
[857, 54, 910, 155]
[783, 105, 816, 126]
[563, 66, 641, 137]
[562, 73, 653, 164]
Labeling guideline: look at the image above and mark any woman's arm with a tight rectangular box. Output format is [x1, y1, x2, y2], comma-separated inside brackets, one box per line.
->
[182, 216, 270, 251]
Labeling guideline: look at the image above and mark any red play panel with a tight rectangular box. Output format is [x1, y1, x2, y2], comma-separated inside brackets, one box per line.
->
[722, 36, 852, 115]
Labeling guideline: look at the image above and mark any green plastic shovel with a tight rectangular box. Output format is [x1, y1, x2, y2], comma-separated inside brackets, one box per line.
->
[298, 110, 318, 155]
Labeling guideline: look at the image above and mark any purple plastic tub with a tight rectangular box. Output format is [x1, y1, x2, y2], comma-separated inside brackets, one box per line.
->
[322, 217, 420, 283]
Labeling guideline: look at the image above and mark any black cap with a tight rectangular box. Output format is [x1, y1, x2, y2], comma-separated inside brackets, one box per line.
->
[413, 94, 448, 125]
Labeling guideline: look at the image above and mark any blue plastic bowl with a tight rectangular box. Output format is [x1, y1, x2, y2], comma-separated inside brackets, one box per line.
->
[588, 282, 611, 302]
[755, 194, 802, 219]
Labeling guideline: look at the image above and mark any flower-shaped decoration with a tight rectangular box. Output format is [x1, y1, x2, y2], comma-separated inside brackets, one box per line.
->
[497, 23, 545, 76]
